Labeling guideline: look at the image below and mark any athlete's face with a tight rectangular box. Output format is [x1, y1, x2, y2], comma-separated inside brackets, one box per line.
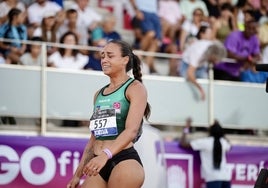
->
[100, 43, 129, 76]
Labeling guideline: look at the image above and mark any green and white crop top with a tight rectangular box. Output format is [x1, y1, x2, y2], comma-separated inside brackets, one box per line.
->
[89, 77, 135, 140]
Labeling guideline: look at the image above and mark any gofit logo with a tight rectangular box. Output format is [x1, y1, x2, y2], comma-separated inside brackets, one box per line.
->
[0, 145, 80, 185]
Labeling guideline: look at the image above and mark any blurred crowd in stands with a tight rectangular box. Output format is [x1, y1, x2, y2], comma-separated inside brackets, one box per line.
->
[0, 0, 268, 84]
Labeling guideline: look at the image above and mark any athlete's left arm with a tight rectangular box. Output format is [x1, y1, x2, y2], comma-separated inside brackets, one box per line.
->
[109, 80, 148, 154]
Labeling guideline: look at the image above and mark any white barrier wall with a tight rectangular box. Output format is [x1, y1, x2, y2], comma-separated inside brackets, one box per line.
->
[0, 64, 267, 130]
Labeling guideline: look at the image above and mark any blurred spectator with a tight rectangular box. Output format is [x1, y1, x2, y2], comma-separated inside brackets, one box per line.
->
[179, 0, 209, 21]
[180, 119, 232, 188]
[0, 8, 27, 64]
[258, 17, 268, 49]
[33, 11, 63, 55]
[179, 8, 206, 51]
[20, 36, 42, 66]
[91, 13, 121, 46]
[58, 9, 88, 46]
[214, 19, 267, 83]
[130, 0, 162, 74]
[203, 0, 234, 18]
[203, 0, 220, 18]
[211, 3, 237, 42]
[48, 31, 88, 69]
[179, 25, 226, 100]
[0, 0, 26, 25]
[158, 0, 184, 44]
[71, 0, 102, 46]
[26, 23, 37, 40]
[130, 0, 180, 76]
[234, 0, 253, 31]
[253, 0, 268, 24]
[27, 0, 63, 27]
[84, 52, 102, 71]
[84, 13, 121, 71]
[99, 0, 129, 29]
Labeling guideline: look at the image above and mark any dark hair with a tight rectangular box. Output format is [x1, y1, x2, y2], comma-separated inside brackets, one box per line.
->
[41, 14, 57, 42]
[106, 39, 151, 121]
[220, 3, 235, 30]
[31, 36, 43, 42]
[8, 8, 21, 23]
[196, 25, 210, 39]
[236, 0, 247, 8]
[58, 31, 79, 57]
[220, 3, 234, 12]
[244, 10, 256, 21]
[209, 120, 225, 169]
[26, 36, 43, 52]
[66, 8, 77, 15]
[193, 8, 204, 16]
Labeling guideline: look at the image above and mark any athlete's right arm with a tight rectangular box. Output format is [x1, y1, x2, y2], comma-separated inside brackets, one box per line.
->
[67, 135, 96, 188]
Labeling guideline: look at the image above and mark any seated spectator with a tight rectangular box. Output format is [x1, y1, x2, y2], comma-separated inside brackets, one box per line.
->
[26, 23, 37, 40]
[233, 0, 253, 31]
[211, 3, 237, 43]
[27, 0, 63, 27]
[84, 52, 102, 71]
[58, 8, 88, 46]
[0, 8, 27, 64]
[130, 0, 180, 76]
[179, 0, 209, 21]
[203, 0, 234, 19]
[33, 11, 62, 55]
[48, 31, 88, 69]
[158, 0, 184, 43]
[0, 0, 26, 25]
[99, 0, 129, 29]
[84, 13, 121, 71]
[179, 8, 207, 52]
[179, 25, 226, 100]
[130, 0, 161, 74]
[20, 37, 42, 66]
[214, 19, 267, 83]
[91, 13, 121, 47]
[249, 0, 268, 24]
[71, 0, 103, 46]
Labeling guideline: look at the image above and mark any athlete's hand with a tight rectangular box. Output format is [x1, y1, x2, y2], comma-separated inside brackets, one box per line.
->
[66, 176, 80, 188]
[83, 153, 108, 176]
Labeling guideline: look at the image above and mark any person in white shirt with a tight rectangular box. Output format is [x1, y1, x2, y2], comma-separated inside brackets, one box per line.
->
[158, 0, 184, 43]
[0, 0, 26, 25]
[179, 0, 209, 21]
[48, 31, 88, 69]
[20, 37, 42, 66]
[179, 25, 226, 100]
[58, 8, 88, 46]
[180, 119, 232, 188]
[27, 0, 63, 27]
[71, 0, 102, 41]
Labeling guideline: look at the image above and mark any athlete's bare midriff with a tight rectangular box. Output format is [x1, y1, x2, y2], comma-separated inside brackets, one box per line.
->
[93, 140, 133, 155]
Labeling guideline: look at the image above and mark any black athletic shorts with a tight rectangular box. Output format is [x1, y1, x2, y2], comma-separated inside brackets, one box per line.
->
[98, 147, 143, 182]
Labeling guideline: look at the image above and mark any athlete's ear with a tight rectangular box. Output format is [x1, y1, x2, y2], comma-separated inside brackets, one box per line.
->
[123, 56, 129, 65]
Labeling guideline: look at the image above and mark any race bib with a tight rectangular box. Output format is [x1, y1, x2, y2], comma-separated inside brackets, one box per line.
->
[89, 109, 118, 137]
